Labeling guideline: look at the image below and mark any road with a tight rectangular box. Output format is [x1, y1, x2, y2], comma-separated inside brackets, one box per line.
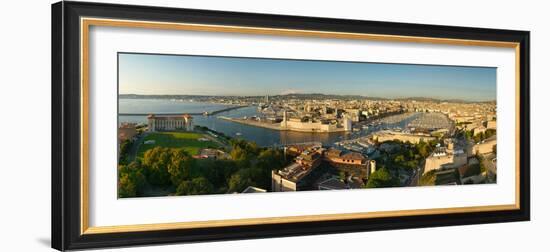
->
[407, 160, 425, 186]
[127, 133, 148, 162]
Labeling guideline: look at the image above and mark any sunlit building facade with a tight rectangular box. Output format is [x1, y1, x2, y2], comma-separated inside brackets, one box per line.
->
[147, 114, 193, 132]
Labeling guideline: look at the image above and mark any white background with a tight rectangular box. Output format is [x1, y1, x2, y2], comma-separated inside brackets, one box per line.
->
[89, 25, 516, 227]
[0, 0, 547, 251]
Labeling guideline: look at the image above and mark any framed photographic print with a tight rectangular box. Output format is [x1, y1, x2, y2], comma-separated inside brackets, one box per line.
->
[51, 1, 530, 251]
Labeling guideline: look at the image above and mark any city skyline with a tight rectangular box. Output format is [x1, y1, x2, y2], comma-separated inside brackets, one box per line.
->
[119, 53, 497, 101]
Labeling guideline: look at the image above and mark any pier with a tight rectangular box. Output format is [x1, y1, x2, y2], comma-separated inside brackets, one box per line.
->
[218, 116, 283, 130]
[119, 105, 248, 116]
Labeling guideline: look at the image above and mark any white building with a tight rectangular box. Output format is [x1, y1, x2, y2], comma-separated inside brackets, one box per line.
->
[147, 114, 193, 132]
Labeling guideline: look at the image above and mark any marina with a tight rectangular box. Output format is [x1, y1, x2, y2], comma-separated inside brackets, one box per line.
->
[119, 99, 432, 150]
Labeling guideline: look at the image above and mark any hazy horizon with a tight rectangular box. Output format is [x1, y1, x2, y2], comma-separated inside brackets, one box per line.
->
[118, 93, 496, 102]
[119, 53, 497, 102]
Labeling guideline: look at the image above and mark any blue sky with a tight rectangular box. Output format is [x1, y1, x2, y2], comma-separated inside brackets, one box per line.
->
[119, 53, 496, 101]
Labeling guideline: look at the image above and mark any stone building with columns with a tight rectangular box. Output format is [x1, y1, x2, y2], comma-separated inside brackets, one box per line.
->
[147, 114, 193, 132]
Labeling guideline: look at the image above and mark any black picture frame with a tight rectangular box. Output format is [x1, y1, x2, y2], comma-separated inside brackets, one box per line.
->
[52, 1, 530, 251]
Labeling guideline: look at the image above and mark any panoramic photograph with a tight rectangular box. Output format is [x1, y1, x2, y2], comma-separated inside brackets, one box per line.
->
[117, 52, 497, 198]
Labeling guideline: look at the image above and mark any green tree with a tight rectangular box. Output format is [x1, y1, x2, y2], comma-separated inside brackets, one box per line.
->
[365, 168, 400, 188]
[227, 169, 254, 193]
[206, 160, 238, 192]
[403, 160, 418, 170]
[339, 171, 347, 181]
[473, 131, 484, 143]
[118, 173, 136, 198]
[463, 163, 481, 178]
[230, 146, 249, 161]
[142, 147, 172, 186]
[118, 161, 146, 198]
[466, 130, 473, 141]
[118, 139, 132, 165]
[416, 141, 430, 158]
[256, 148, 285, 170]
[253, 148, 285, 189]
[419, 170, 436, 186]
[167, 149, 195, 185]
[229, 139, 260, 160]
[175, 177, 214, 196]
[394, 154, 406, 163]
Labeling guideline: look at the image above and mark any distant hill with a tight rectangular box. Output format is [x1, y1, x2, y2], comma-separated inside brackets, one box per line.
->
[118, 93, 494, 103]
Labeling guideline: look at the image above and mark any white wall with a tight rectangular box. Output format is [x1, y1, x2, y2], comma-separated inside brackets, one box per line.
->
[0, 0, 547, 251]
